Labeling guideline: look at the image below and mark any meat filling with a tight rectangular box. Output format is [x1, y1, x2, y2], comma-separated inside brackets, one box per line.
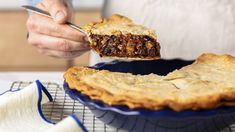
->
[89, 34, 160, 59]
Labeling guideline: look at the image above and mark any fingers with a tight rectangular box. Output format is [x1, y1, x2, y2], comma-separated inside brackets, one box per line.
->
[26, 0, 89, 59]
[37, 48, 88, 59]
[28, 33, 90, 51]
[26, 13, 86, 42]
[42, 0, 72, 24]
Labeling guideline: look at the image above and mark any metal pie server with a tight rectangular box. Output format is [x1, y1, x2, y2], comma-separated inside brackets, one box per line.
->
[22, 5, 86, 34]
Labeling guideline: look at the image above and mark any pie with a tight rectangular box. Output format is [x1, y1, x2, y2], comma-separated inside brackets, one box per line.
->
[64, 53, 235, 111]
[83, 14, 161, 60]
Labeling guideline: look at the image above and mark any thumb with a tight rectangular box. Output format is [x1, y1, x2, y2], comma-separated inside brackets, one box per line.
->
[43, 0, 71, 24]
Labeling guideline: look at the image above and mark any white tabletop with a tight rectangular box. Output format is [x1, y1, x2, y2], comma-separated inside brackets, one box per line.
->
[0, 72, 64, 94]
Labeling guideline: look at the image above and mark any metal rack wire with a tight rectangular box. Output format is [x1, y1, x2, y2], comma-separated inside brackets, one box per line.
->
[10, 81, 235, 132]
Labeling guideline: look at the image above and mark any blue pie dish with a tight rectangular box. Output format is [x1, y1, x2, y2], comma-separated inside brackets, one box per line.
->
[64, 59, 235, 132]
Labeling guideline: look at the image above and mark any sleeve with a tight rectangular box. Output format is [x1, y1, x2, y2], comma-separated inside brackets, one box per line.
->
[28, 0, 42, 6]
[28, 0, 74, 6]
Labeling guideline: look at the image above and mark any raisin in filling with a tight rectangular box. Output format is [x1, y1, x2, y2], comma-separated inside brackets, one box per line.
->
[89, 34, 160, 58]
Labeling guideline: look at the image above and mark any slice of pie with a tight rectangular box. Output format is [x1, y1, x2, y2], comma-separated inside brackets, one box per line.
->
[64, 53, 235, 112]
[83, 14, 161, 60]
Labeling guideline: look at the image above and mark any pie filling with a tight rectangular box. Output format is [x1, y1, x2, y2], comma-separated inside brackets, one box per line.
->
[89, 34, 161, 59]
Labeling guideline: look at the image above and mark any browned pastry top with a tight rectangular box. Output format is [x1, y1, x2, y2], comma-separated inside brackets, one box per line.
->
[83, 14, 157, 39]
[64, 53, 235, 111]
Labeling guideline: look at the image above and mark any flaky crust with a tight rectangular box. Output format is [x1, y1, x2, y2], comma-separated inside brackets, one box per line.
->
[64, 53, 235, 112]
[83, 14, 157, 39]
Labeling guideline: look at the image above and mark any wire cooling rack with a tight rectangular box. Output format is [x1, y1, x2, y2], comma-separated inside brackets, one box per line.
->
[10, 81, 117, 132]
[10, 81, 235, 132]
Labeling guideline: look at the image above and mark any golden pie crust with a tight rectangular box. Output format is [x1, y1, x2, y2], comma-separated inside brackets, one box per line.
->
[83, 14, 157, 39]
[83, 14, 160, 60]
[64, 53, 235, 112]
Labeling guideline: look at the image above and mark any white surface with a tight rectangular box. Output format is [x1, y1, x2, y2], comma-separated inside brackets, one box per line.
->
[73, 0, 104, 10]
[0, 72, 63, 94]
[0, 0, 103, 10]
[0, 82, 53, 132]
[0, 82, 83, 132]
[47, 116, 83, 132]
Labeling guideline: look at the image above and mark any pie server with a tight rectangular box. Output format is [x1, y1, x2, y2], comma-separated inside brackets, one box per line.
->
[22, 5, 86, 34]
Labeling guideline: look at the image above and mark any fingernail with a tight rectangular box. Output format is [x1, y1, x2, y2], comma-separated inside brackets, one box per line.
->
[55, 11, 65, 22]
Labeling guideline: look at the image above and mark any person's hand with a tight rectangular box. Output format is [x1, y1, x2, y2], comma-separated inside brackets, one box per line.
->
[26, 0, 90, 59]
